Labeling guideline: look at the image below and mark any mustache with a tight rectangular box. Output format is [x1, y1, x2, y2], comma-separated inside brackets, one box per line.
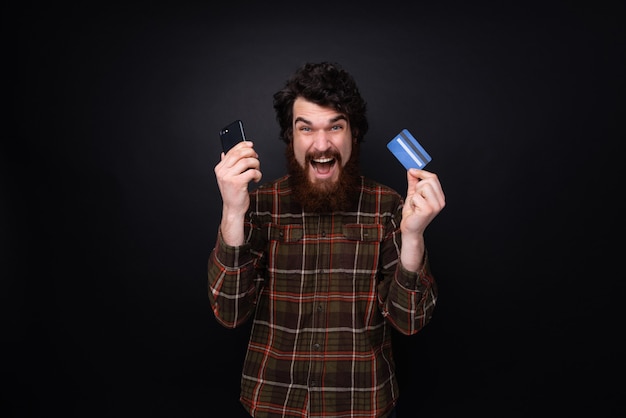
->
[306, 150, 342, 163]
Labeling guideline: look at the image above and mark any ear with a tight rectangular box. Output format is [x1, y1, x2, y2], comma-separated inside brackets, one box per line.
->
[351, 128, 359, 144]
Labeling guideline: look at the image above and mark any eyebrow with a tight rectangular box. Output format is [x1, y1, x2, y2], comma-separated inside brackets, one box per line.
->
[294, 115, 348, 125]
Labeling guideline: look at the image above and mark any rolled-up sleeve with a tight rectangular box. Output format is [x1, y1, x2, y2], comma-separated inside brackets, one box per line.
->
[207, 229, 258, 328]
[379, 252, 438, 336]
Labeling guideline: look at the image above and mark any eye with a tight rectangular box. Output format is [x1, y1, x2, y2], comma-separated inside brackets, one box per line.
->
[331, 125, 343, 131]
[299, 126, 311, 132]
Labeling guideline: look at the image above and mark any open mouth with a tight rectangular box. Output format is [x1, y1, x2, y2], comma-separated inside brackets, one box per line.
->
[311, 157, 336, 175]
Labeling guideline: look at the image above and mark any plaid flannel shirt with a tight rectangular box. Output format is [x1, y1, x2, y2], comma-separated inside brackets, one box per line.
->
[208, 175, 437, 418]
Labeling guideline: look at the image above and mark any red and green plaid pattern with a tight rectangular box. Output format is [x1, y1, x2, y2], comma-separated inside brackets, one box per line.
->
[208, 175, 437, 417]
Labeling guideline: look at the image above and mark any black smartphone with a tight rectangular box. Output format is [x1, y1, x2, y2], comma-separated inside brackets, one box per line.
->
[219, 119, 246, 153]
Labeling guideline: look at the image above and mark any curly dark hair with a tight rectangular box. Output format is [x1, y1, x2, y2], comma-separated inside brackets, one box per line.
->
[273, 61, 369, 144]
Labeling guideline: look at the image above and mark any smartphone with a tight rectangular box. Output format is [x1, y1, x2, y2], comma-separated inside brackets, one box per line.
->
[219, 119, 246, 152]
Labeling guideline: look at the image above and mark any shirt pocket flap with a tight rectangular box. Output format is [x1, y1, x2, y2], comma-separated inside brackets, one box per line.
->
[342, 224, 384, 242]
[267, 223, 303, 242]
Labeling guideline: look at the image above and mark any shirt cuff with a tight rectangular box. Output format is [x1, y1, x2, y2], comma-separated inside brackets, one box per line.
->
[214, 229, 254, 269]
[396, 251, 432, 291]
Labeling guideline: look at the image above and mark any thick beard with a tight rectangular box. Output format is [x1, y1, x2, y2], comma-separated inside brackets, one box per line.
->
[286, 142, 361, 213]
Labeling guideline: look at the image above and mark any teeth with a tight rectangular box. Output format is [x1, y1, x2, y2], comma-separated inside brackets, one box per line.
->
[313, 158, 333, 163]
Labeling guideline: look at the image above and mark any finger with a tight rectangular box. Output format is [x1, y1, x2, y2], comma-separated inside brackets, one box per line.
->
[225, 158, 260, 179]
[249, 168, 263, 184]
[223, 141, 256, 159]
[406, 168, 434, 193]
[230, 140, 255, 153]
[411, 170, 444, 200]
[222, 148, 259, 173]
[414, 181, 445, 210]
[408, 168, 436, 179]
[406, 170, 420, 196]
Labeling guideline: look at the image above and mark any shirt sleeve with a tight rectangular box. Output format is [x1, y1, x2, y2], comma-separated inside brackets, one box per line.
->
[377, 202, 438, 335]
[207, 228, 259, 328]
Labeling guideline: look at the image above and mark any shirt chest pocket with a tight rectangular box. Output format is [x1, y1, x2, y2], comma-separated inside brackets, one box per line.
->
[338, 223, 385, 274]
[265, 224, 305, 272]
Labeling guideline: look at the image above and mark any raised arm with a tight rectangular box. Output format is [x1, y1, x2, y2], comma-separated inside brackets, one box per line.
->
[399, 168, 445, 272]
[214, 140, 262, 245]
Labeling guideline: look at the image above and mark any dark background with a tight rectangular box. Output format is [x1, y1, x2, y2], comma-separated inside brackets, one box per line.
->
[6, 1, 625, 417]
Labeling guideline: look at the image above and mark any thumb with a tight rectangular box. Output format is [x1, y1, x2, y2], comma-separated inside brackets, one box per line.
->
[406, 169, 420, 195]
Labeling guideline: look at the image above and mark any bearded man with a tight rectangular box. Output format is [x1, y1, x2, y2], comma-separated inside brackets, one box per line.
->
[208, 61, 446, 418]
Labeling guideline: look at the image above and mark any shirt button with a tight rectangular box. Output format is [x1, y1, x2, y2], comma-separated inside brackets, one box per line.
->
[311, 380, 317, 387]
[321, 231, 326, 237]
[317, 304, 323, 312]
[313, 343, 321, 350]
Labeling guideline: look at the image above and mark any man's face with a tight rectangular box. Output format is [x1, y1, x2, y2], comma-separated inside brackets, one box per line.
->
[286, 97, 360, 212]
[292, 97, 354, 189]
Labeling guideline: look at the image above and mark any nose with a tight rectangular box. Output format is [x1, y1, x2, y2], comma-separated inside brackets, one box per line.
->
[312, 130, 331, 152]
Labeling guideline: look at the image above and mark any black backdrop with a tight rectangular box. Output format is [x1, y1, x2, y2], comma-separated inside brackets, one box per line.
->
[6, 2, 625, 417]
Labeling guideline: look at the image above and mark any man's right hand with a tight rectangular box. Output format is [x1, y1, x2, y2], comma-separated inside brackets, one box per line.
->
[214, 141, 262, 246]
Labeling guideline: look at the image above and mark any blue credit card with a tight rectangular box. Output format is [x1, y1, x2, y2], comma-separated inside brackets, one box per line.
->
[386, 129, 432, 170]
